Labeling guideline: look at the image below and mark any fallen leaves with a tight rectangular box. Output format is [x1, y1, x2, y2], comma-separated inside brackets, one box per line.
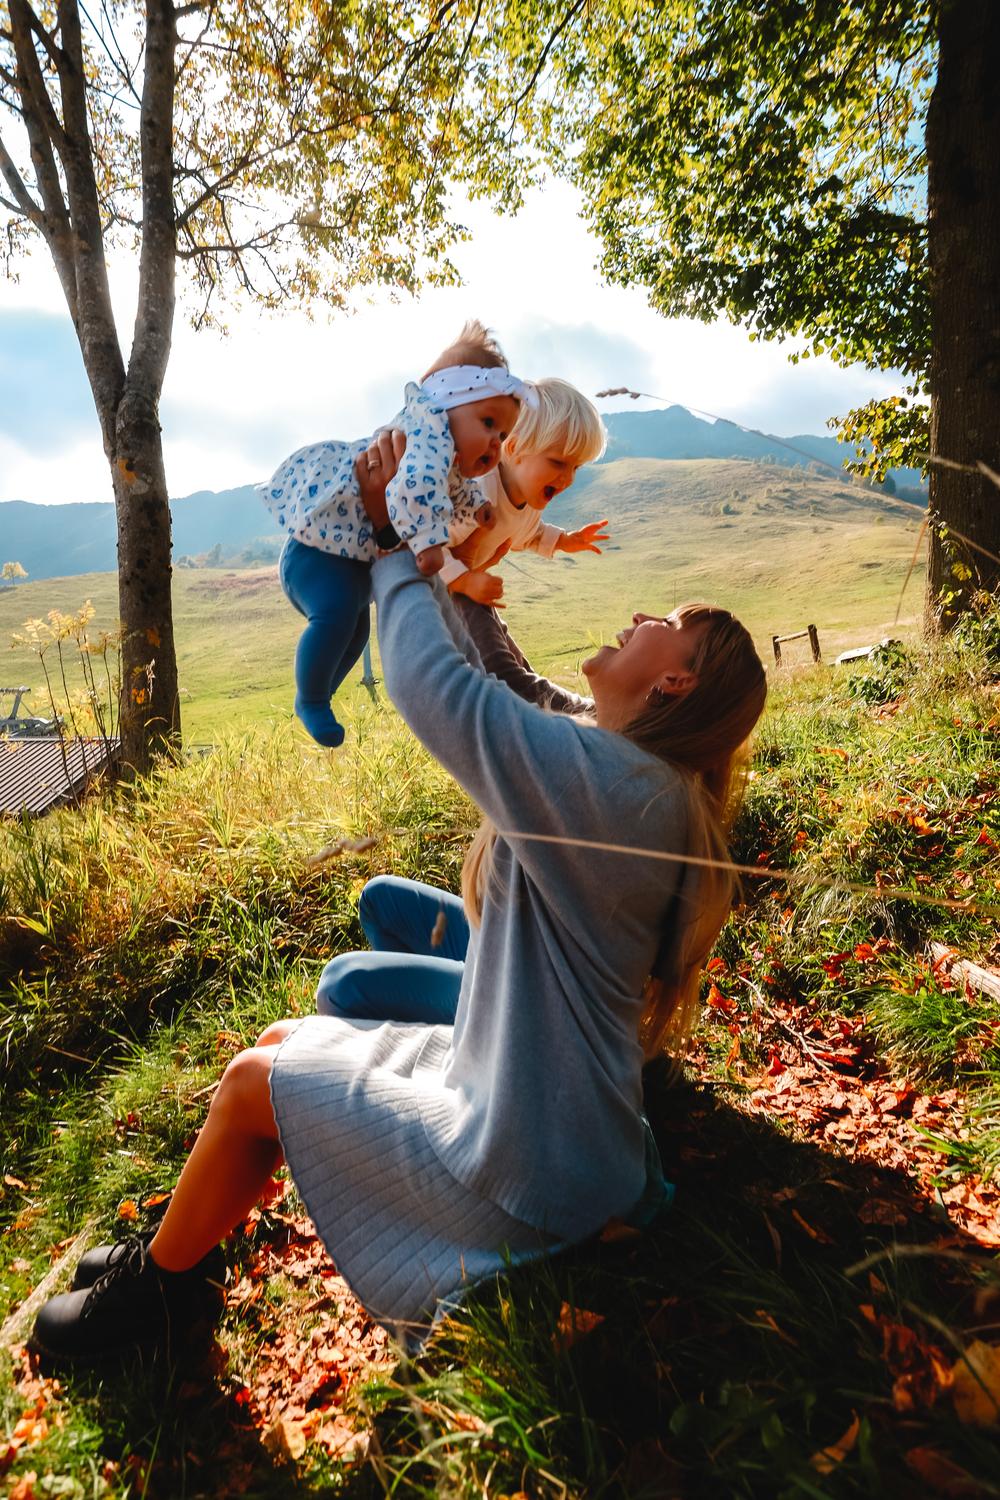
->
[1, 1398, 51, 1477]
[810, 1411, 860, 1474]
[223, 1210, 391, 1472]
[553, 1302, 605, 1352]
[950, 1340, 1000, 1426]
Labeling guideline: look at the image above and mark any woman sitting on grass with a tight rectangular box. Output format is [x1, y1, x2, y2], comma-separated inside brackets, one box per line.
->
[29, 435, 767, 1366]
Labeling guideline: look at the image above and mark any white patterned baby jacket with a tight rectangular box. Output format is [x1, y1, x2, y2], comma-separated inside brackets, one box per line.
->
[259, 381, 488, 562]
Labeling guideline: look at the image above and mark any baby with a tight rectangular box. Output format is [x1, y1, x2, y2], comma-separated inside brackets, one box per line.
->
[261, 322, 530, 746]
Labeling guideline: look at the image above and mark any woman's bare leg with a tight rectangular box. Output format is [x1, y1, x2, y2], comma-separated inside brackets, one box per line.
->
[149, 1019, 297, 1272]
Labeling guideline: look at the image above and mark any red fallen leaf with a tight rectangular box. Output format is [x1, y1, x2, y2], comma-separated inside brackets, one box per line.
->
[117, 1199, 139, 1222]
[8, 1475, 38, 1500]
[766, 1047, 785, 1075]
[142, 1192, 171, 1209]
[600, 1218, 642, 1245]
[706, 983, 737, 1015]
[853, 943, 876, 962]
[791, 830, 808, 851]
[816, 744, 849, 761]
[814, 1050, 860, 1068]
[858, 1199, 909, 1227]
[810, 1412, 860, 1475]
[881, 1085, 917, 1116]
[821, 952, 852, 979]
[705, 956, 728, 975]
[260, 1175, 290, 1210]
[553, 1302, 605, 1351]
[905, 1446, 982, 1497]
[791, 1209, 834, 1244]
[906, 812, 937, 836]
[975, 827, 997, 848]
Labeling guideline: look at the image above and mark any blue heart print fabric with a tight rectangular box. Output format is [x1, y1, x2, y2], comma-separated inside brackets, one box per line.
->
[260, 383, 488, 561]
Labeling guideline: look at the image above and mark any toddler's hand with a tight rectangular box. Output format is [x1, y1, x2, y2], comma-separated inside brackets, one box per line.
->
[558, 518, 610, 555]
[449, 568, 506, 608]
[415, 543, 445, 576]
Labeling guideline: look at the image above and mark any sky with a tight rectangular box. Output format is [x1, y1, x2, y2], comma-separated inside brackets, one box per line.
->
[0, 179, 906, 506]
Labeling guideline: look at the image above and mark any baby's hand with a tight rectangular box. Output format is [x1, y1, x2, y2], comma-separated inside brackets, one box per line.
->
[558, 519, 610, 555]
[449, 569, 506, 608]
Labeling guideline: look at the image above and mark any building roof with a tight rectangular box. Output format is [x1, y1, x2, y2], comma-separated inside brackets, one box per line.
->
[0, 736, 120, 817]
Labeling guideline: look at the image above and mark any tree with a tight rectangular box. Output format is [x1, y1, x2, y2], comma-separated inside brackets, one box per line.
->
[486, 0, 999, 629]
[0, 0, 508, 768]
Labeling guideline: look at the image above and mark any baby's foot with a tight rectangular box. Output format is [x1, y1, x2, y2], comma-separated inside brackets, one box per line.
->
[415, 544, 445, 576]
[294, 696, 346, 749]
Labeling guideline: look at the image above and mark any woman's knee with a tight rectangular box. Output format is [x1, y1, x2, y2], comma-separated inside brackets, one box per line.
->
[315, 952, 373, 1017]
[212, 1046, 279, 1138]
[255, 1018, 298, 1048]
[358, 875, 393, 932]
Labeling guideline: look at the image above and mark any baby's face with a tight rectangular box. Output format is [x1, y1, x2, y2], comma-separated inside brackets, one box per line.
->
[447, 396, 520, 478]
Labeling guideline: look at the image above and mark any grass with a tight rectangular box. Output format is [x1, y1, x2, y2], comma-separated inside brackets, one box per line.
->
[2, 589, 999, 1494]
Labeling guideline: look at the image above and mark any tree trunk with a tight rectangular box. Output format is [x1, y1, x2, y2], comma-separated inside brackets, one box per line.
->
[925, 0, 1000, 632]
[111, 392, 181, 774]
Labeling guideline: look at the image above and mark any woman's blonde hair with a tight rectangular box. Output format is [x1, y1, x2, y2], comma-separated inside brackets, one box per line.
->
[461, 602, 767, 1058]
[505, 377, 606, 467]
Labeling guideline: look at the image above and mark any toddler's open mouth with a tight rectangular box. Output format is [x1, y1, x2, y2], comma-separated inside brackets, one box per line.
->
[543, 485, 556, 500]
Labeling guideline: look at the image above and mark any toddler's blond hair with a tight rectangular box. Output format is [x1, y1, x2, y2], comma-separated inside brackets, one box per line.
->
[506, 377, 606, 466]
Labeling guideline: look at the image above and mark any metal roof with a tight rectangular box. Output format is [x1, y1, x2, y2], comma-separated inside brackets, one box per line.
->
[0, 737, 120, 816]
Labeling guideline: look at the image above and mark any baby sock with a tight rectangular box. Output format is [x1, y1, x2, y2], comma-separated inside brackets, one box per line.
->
[294, 695, 346, 749]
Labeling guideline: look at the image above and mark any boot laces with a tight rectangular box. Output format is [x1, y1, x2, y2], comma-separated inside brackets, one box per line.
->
[82, 1235, 151, 1318]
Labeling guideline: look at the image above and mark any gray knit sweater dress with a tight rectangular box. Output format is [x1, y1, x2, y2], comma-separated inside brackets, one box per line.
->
[269, 550, 690, 1336]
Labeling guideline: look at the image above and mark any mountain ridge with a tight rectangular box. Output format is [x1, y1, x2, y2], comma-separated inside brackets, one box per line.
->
[1, 405, 925, 583]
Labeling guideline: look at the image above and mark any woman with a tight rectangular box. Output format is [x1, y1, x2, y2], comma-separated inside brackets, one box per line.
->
[29, 451, 766, 1364]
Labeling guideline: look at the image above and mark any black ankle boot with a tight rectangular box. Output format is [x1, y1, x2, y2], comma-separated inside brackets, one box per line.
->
[29, 1236, 226, 1368]
[73, 1230, 158, 1290]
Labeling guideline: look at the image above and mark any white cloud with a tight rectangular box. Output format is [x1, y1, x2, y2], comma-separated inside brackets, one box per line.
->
[0, 176, 907, 503]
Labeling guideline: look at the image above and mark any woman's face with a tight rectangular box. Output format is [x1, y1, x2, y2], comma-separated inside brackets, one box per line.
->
[583, 611, 707, 729]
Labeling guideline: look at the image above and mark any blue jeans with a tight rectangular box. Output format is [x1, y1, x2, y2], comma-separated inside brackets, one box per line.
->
[280, 536, 372, 747]
[316, 876, 469, 1025]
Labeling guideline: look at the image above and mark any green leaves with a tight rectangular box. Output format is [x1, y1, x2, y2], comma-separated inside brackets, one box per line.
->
[478, 0, 934, 379]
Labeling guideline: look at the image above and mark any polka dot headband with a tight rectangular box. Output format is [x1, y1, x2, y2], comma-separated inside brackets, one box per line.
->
[421, 364, 537, 411]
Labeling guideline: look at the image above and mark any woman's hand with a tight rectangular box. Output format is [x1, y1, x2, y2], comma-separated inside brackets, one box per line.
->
[355, 428, 406, 532]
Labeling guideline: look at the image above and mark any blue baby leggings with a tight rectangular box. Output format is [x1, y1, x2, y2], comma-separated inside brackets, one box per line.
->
[316, 875, 468, 1025]
[279, 537, 372, 748]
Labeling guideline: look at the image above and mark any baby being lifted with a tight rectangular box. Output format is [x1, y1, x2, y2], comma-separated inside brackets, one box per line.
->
[261, 321, 530, 747]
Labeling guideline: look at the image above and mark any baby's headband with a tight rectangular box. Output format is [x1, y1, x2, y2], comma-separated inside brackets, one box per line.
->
[422, 364, 537, 412]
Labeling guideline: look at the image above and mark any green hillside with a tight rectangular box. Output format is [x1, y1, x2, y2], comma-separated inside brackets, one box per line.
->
[0, 459, 925, 740]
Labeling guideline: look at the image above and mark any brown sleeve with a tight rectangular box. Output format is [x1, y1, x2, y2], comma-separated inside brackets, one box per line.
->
[451, 595, 593, 716]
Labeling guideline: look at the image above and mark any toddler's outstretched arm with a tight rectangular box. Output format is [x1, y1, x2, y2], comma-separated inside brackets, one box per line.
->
[555, 518, 611, 555]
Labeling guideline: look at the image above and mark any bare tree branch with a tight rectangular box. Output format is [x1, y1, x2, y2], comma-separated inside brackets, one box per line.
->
[0, 129, 43, 219]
